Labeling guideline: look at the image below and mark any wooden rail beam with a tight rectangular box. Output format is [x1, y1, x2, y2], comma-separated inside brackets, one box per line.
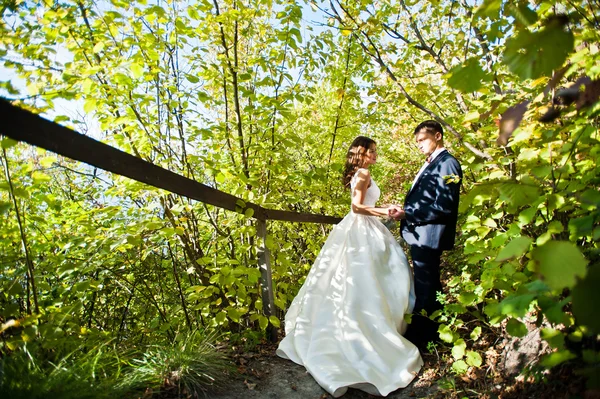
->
[0, 98, 342, 225]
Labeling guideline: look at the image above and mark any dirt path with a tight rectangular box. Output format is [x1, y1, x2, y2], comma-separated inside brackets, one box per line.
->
[211, 345, 440, 399]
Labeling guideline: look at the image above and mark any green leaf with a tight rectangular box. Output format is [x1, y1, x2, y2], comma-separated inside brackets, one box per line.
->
[1, 138, 18, 149]
[438, 324, 455, 343]
[475, 0, 502, 19]
[499, 294, 535, 317]
[503, 17, 574, 80]
[269, 315, 280, 328]
[215, 173, 226, 184]
[452, 339, 466, 360]
[446, 58, 490, 93]
[538, 295, 570, 325]
[464, 111, 480, 123]
[186, 74, 199, 83]
[580, 189, 600, 207]
[458, 292, 477, 306]
[244, 208, 254, 218]
[74, 281, 90, 292]
[572, 265, 600, 334]
[265, 235, 275, 250]
[540, 328, 564, 349]
[126, 234, 142, 245]
[274, 298, 286, 310]
[495, 236, 532, 262]
[93, 42, 104, 53]
[130, 63, 144, 79]
[466, 351, 483, 367]
[227, 308, 241, 323]
[215, 312, 227, 324]
[536, 220, 564, 245]
[540, 350, 576, 368]
[497, 182, 541, 208]
[39, 156, 57, 168]
[470, 326, 482, 341]
[507, 3, 538, 27]
[506, 318, 528, 337]
[31, 171, 51, 183]
[532, 241, 587, 290]
[0, 201, 10, 214]
[569, 215, 595, 239]
[452, 360, 469, 374]
[83, 97, 97, 113]
[258, 315, 268, 330]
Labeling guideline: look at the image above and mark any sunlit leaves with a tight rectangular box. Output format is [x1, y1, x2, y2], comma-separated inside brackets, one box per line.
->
[541, 327, 565, 349]
[499, 294, 535, 317]
[438, 324, 455, 343]
[495, 236, 532, 262]
[503, 16, 574, 80]
[39, 156, 57, 168]
[268, 315, 280, 328]
[532, 241, 587, 290]
[475, 0, 502, 19]
[258, 315, 268, 330]
[452, 338, 466, 360]
[466, 351, 483, 367]
[507, 3, 538, 28]
[452, 360, 468, 374]
[540, 350, 577, 368]
[83, 98, 97, 114]
[1, 138, 18, 149]
[129, 63, 144, 79]
[470, 326, 482, 341]
[496, 181, 541, 208]
[446, 58, 490, 93]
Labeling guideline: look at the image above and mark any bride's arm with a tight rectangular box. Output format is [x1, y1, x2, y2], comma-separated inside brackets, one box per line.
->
[351, 169, 389, 217]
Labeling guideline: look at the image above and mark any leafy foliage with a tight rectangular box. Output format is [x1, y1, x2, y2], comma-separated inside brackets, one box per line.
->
[1, 0, 599, 393]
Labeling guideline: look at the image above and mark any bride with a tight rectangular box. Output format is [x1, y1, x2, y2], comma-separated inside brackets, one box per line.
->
[276, 136, 423, 397]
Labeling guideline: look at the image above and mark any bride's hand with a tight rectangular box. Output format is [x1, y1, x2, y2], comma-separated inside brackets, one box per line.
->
[388, 205, 405, 220]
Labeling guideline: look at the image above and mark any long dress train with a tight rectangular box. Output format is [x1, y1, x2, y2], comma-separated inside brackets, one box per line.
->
[276, 172, 423, 397]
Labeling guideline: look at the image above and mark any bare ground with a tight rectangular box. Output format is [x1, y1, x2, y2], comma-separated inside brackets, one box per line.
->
[209, 342, 440, 399]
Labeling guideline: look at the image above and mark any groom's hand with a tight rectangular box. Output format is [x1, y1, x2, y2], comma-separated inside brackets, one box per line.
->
[388, 205, 406, 221]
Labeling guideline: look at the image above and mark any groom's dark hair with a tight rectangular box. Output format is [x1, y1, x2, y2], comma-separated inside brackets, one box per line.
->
[414, 120, 443, 139]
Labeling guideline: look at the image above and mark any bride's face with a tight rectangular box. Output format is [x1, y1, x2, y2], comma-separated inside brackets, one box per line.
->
[363, 144, 377, 166]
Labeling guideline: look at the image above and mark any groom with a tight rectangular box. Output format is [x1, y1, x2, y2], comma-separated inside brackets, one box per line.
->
[389, 120, 462, 350]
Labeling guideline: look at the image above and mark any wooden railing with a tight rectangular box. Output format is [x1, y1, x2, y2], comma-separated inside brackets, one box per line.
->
[0, 97, 342, 341]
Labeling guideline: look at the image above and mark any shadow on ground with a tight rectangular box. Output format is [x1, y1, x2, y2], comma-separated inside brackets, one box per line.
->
[210, 351, 439, 399]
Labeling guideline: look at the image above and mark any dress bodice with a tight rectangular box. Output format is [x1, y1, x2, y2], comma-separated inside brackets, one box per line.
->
[350, 169, 380, 207]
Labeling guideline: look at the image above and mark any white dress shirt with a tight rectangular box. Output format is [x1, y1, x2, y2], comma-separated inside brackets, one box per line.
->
[409, 147, 446, 192]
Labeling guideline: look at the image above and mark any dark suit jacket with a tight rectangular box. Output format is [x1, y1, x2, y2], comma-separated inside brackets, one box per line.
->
[401, 150, 462, 251]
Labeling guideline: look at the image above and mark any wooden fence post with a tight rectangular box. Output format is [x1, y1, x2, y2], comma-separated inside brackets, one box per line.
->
[257, 218, 277, 342]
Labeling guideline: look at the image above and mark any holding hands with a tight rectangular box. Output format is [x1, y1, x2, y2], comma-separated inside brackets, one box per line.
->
[387, 204, 405, 221]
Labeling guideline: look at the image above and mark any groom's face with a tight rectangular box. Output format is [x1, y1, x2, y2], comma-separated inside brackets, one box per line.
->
[414, 130, 442, 156]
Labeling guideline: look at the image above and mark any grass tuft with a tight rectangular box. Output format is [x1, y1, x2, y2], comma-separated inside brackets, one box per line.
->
[118, 329, 234, 397]
[0, 330, 234, 399]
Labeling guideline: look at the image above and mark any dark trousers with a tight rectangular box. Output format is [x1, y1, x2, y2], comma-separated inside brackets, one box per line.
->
[405, 246, 443, 348]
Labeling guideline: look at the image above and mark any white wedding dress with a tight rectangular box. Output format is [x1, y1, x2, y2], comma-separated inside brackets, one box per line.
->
[276, 171, 423, 397]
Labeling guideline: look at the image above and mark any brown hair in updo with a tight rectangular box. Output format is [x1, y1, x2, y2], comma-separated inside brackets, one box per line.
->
[342, 136, 376, 189]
